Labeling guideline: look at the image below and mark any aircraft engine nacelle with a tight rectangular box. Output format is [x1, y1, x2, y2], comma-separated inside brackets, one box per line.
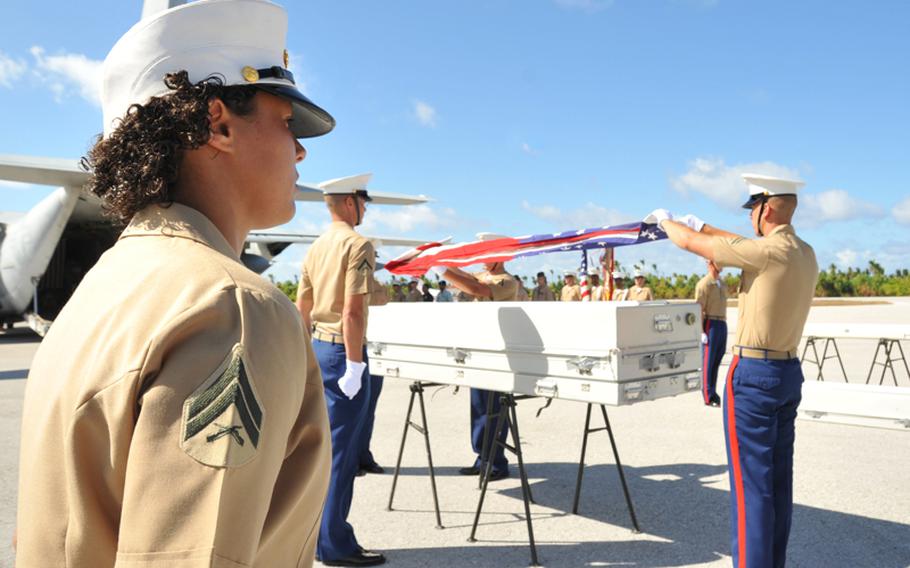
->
[0, 187, 80, 317]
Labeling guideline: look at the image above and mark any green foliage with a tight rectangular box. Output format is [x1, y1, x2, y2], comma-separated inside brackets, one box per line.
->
[270, 260, 910, 301]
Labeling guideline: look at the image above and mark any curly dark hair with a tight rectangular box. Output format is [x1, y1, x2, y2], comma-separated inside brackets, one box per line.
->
[81, 71, 258, 223]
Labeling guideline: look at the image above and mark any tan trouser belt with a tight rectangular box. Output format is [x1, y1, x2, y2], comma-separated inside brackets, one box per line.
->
[312, 330, 343, 344]
[733, 346, 795, 361]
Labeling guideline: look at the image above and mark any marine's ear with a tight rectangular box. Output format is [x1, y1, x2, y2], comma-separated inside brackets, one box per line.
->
[205, 98, 233, 153]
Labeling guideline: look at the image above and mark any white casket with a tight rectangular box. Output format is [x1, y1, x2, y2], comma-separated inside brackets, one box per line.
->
[367, 301, 704, 406]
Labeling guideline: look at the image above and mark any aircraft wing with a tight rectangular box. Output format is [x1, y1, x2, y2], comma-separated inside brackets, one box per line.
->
[247, 231, 429, 248]
[295, 183, 429, 205]
[0, 154, 90, 188]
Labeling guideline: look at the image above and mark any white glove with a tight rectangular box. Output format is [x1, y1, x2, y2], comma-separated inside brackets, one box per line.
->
[428, 266, 448, 278]
[678, 214, 706, 232]
[338, 359, 367, 399]
[643, 208, 675, 227]
[701, 333, 708, 345]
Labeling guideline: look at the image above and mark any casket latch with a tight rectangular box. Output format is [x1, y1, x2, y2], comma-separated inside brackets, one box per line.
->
[639, 350, 686, 372]
[369, 342, 386, 356]
[567, 356, 599, 375]
[446, 347, 471, 364]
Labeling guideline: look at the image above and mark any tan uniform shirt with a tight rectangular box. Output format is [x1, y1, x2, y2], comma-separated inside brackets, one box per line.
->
[713, 224, 818, 354]
[515, 285, 530, 301]
[17, 204, 330, 568]
[589, 285, 604, 302]
[473, 271, 520, 301]
[531, 285, 556, 301]
[369, 277, 390, 307]
[612, 288, 630, 301]
[299, 221, 375, 339]
[405, 289, 423, 302]
[627, 285, 653, 301]
[561, 284, 582, 302]
[695, 275, 727, 319]
[392, 291, 406, 302]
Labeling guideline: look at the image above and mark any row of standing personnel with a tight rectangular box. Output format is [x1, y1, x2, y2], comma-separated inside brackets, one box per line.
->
[387, 270, 656, 303]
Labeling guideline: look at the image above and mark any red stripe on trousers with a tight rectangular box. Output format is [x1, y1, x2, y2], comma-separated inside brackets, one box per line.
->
[703, 319, 711, 403]
[726, 355, 746, 568]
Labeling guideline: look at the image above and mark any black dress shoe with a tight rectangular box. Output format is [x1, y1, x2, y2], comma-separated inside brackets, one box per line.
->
[458, 465, 480, 476]
[355, 468, 366, 477]
[485, 469, 510, 482]
[360, 462, 385, 474]
[321, 549, 386, 567]
[707, 394, 721, 407]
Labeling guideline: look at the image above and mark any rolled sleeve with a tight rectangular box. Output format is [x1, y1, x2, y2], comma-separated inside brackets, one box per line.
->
[712, 236, 769, 273]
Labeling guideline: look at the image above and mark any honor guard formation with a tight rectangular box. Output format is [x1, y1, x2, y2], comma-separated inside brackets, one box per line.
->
[11, 1, 825, 567]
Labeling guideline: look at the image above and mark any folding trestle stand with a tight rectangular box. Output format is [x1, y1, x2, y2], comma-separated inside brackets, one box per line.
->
[866, 339, 910, 386]
[572, 403, 640, 534]
[801, 336, 849, 382]
[469, 392, 540, 566]
[387, 381, 443, 529]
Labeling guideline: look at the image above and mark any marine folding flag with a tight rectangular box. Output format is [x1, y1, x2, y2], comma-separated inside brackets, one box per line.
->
[384, 221, 667, 276]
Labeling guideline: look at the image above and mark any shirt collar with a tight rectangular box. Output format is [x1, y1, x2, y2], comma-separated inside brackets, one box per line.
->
[768, 224, 795, 237]
[119, 203, 239, 261]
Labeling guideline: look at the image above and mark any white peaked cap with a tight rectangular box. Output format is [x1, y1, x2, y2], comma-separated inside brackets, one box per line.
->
[563, 270, 577, 277]
[633, 269, 645, 278]
[611, 271, 625, 279]
[319, 173, 373, 197]
[101, 0, 334, 139]
[740, 173, 805, 209]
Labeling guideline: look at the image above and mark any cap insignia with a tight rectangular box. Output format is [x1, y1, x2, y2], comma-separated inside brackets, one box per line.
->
[241, 66, 260, 82]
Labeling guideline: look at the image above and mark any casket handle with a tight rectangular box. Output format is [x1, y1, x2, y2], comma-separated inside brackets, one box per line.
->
[567, 356, 598, 375]
[369, 342, 386, 356]
[446, 347, 471, 364]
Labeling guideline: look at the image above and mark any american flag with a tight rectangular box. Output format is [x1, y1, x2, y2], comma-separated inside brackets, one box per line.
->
[579, 250, 590, 300]
[384, 221, 666, 276]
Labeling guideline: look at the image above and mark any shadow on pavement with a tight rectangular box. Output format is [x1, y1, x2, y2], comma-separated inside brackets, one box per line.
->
[381, 461, 910, 568]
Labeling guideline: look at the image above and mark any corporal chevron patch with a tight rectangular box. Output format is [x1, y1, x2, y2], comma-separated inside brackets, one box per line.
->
[180, 344, 265, 468]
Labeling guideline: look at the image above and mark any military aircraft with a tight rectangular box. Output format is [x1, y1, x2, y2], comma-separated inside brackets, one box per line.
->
[0, 154, 429, 334]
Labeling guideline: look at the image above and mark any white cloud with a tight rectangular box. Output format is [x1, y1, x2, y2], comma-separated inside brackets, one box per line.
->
[798, 189, 883, 226]
[893, 196, 910, 224]
[283, 50, 309, 94]
[670, 156, 802, 210]
[360, 204, 458, 234]
[521, 142, 540, 156]
[833, 248, 873, 269]
[554, 0, 614, 12]
[413, 100, 437, 127]
[521, 200, 634, 229]
[0, 51, 27, 88]
[29, 46, 102, 106]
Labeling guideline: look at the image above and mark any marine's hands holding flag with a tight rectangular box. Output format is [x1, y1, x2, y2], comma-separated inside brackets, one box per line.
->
[644, 209, 705, 232]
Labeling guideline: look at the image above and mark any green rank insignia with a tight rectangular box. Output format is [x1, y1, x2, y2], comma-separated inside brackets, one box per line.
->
[181, 344, 264, 468]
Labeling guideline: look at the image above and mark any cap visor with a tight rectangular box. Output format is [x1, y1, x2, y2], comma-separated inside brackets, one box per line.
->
[256, 84, 335, 138]
[741, 195, 764, 209]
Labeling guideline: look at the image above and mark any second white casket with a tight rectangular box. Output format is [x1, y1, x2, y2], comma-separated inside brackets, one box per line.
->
[367, 301, 704, 406]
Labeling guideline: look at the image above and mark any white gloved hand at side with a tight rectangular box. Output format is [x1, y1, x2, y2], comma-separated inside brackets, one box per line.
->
[678, 214, 706, 232]
[701, 333, 708, 345]
[643, 209, 675, 227]
[338, 360, 367, 399]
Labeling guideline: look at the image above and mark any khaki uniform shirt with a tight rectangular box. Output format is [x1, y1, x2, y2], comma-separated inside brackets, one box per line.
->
[612, 288, 630, 301]
[561, 284, 582, 302]
[531, 285, 555, 301]
[474, 271, 520, 301]
[627, 285, 653, 301]
[405, 289, 423, 302]
[392, 291, 406, 302]
[299, 221, 375, 339]
[695, 275, 727, 319]
[589, 285, 604, 302]
[369, 277, 390, 307]
[17, 204, 330, 568]
[515, 285, 530, 301]
[713, 224, 818, 354]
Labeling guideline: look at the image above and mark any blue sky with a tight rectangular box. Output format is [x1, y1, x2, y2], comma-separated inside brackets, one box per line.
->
[1, 0, 908, 283]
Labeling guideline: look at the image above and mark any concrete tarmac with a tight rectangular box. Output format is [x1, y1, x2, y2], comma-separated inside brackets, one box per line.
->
[1, 300, 909, 567]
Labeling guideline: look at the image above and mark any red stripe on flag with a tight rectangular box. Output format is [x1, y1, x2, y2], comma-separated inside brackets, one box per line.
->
[725, 355, 747, 568]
